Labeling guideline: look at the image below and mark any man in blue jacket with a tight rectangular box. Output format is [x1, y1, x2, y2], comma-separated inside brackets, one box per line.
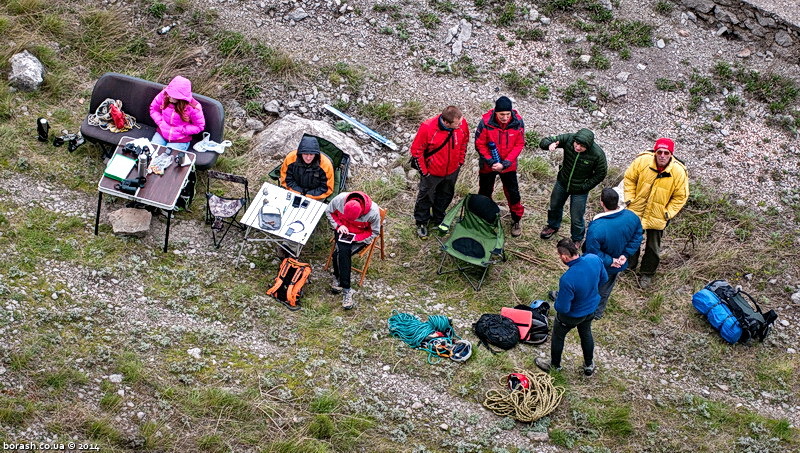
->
[535, 238, 608, 376]
[583, 188, 643, 320]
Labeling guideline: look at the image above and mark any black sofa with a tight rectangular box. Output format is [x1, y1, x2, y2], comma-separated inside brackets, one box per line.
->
[80, 72, 225, 170]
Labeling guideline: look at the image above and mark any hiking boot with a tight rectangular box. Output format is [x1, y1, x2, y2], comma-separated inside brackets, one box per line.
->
[330, 275, 343, 294]
[639, 275, 653, 289]
[583, 362, 596, 376]
[416, 224, 428, 239]
[540, 225, 558, 239]
[535, 357, 561, 373]
[573, 240, 582, 251]
[341, 288, 356, 310]
[511, 222, 522, 237]
[547, 290, 559, 302]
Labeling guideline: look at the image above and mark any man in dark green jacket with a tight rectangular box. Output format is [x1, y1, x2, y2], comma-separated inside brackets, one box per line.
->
[539, 129, 607, 247]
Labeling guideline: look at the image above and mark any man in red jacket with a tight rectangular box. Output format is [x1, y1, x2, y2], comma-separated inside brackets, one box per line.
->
[475, 96, 526, 237]
[410, 106, 469, 239]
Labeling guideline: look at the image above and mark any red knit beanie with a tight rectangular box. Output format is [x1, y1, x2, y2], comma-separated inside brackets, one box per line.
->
[343, 200, 361, 221]
[654, 138, 675, 154]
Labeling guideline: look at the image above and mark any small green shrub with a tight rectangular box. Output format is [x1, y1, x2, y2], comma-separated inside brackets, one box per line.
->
[431, 0, 457, 13]
[256, 44, 301, 76]
[214, 31, 253, 57]
[309, 414, 336, 439]
[148, 1, 167, 18]
[535, 84, 550, 100]
[322, 62, 365, 91]
[514, 27, 546, 41]
[500, 69, 534, 95]
[653, 0, 674, 15]
[495, 1, 518, 26]
[418, 12, 441, 29]
[588, 19, 653, 55]
[655, 78, 685, 91]
[562, 78, 605, 112]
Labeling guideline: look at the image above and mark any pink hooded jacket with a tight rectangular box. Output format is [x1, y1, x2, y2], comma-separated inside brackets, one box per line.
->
[149, 76, 206, 143]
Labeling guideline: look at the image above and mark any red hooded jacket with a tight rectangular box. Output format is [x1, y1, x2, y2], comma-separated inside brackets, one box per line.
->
[409, 115, 469, 177]
[324, 191, 382, 243]
[474, 109, 525, 174]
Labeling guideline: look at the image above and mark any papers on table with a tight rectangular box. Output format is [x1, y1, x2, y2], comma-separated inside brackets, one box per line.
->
[103, 153, 136, 181]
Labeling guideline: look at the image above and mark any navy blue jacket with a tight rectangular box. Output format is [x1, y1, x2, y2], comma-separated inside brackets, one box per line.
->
[584, 208, 643, 275]
[555, 254, 608, 317]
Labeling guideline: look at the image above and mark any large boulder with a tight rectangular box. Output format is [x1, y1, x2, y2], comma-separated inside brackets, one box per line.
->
[8, 50, 46, 91]
[108, 208, 152, 238]
[251, 114, 367, 163]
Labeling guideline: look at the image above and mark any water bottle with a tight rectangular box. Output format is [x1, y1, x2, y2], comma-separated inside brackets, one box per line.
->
[137, 152, 148, 178]
[487, 141, 500, 164]
[37, 117, 49, 142]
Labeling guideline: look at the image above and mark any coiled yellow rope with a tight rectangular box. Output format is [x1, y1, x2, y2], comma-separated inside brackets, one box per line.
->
[482, 369, 565, 422]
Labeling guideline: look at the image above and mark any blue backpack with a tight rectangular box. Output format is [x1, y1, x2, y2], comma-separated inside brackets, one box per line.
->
[692, 280, 777, 344]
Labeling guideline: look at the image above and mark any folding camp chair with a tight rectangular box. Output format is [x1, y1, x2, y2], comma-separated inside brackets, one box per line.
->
[436, 194, 506, 291]
[324, 208, 386, 286]
[268, 134, 351, 201]
[205, 170, 250, 248]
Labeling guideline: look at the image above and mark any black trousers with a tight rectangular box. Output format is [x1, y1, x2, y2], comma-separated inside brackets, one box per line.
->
[629, 229, 663, 276]
[550, 313, 595, 368]
[478, 171, 524, 221]
[332, 233, 367, 289]
[414, 169, 460, 226]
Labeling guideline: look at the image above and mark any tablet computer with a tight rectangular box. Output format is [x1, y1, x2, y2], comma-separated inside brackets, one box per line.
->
[338, 233, 355, 243]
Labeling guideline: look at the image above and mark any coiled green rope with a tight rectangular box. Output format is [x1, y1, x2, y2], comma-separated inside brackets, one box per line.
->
[387, 311, 459, 364]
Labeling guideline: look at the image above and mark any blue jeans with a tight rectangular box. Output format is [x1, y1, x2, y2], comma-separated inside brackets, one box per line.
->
[151, 132, 190, 151]
[594, 272, 618, 320]
[550, 313, 594, 368]
[547, 180, 588, 242]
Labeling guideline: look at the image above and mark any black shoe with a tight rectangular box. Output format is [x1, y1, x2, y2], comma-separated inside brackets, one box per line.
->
[584, 363, 596, 376]
[540, 225, 558, 239]
[416, 224, 428, 239]
[547, 290, 558, 302]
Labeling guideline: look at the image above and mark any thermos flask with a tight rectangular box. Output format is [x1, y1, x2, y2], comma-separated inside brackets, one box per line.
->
[138, 152, 148, 178]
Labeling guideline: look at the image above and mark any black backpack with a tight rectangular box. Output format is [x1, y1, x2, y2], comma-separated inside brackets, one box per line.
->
[175, 170, 197, 211]
[706, 280, 777, 343]
[473, 314, 519, 353]
[513, 302, 550, 345]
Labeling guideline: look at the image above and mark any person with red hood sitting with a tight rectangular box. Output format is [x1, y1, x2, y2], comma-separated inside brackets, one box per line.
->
[324, 191, 382, 309]
[149, 75, 206, 151]
[474, 96, 526, 237]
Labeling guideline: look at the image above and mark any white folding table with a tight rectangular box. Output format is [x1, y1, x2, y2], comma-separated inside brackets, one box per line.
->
[236, 182, 327, 263]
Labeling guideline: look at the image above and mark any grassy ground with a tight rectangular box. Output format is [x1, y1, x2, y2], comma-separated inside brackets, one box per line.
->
[1, 0, 799, 452]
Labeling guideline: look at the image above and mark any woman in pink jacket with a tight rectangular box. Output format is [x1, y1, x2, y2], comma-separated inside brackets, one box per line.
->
[149, 76, 206, 151]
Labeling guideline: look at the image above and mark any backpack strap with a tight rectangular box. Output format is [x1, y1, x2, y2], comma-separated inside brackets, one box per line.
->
[284, 260, 312, 305]
[266, 258, 292, 297]
[472, 322, 501, 354]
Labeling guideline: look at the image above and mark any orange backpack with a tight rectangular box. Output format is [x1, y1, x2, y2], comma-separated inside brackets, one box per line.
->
[266, 258, 312, 311]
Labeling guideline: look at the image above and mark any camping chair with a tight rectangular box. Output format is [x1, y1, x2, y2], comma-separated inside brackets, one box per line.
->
[204, 170, 250, 248]
[436, 194, 506, 291]
[268, 134, 350, 201]
[324, 208, 386, 286]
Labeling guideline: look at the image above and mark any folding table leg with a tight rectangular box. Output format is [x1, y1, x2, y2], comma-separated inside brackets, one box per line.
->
[163, 210, 172, 253]
[235, 226, 252, 266]
[94, 192, 103, 235]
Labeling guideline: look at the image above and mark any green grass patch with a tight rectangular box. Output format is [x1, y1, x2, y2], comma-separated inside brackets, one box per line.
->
[562, 78, 606, 112]
[418, 12, 441, 29]
[321, 62, 365, 92]
[655, 78, 685, 92]
[0, 396, 35, 426]
[495, 1, 518, 26]
[653, 0, 674, 15]
[588, 19, 653, 56]
[500, 69, 535, 95]
[517, 156, 552, 178]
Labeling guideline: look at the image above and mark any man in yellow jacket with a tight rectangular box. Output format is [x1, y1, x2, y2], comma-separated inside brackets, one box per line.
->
[623, 138, 689, 288]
